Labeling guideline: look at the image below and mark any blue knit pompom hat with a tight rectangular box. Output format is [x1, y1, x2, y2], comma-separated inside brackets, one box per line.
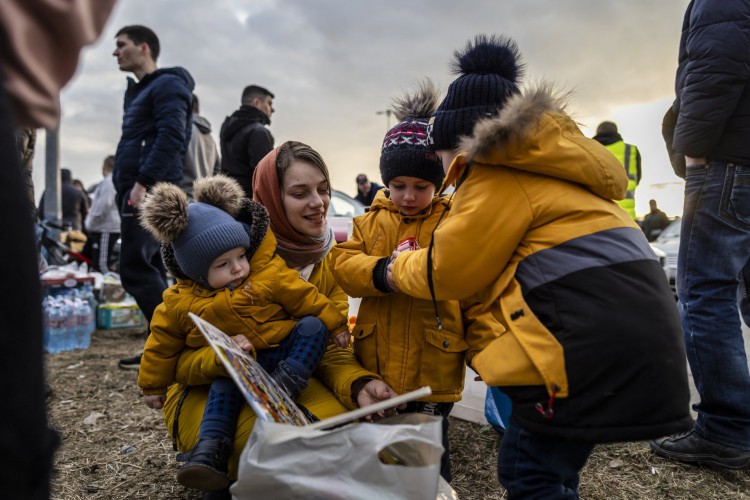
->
[429, 34, 524, 151]
[171, 202, 249, 287]
[139, 176, 251, 289]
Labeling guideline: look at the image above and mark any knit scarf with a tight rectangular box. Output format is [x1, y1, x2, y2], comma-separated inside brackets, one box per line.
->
[252, 148, 334, 269]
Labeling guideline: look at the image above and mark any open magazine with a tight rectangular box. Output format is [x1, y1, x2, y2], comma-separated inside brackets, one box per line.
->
[189, 313, 431, 428]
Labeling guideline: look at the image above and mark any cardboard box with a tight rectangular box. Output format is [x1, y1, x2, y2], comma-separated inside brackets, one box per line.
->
[97, 303, 145, 329]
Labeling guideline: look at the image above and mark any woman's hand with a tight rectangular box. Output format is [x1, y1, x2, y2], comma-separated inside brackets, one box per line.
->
[144, 394, 166, 409]
[230, 334, 254, 353]
[354, 379, 404, 421]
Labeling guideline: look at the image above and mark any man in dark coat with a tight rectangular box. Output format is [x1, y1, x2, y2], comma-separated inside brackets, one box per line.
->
[112, 25, 194, 369]
[652, 0, 750, 469]
[38, 168, 88, 231]
[354, 173, 384, 207]
[641, 199, 671, 241]
[219, 85, 274, 196]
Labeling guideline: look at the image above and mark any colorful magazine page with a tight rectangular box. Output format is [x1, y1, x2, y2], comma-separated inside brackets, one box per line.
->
[188, 313, 309, 425]
[189, 313, 433, 428]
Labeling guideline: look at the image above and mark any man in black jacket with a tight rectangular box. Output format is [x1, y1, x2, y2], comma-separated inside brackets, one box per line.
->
[112, 25, 194, 370]
[219, 85, 274, 196]
[651, 0, 750, 469]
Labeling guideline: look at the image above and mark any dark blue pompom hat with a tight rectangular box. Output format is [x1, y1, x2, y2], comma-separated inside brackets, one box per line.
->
[429, 34, 525, 151]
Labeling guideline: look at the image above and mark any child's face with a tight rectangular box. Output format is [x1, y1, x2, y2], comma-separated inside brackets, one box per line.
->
[388, 176, 435, 216]
[206, 246, 250, 290]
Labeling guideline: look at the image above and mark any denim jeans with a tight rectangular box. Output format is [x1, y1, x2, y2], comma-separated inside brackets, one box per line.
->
[678, 161, 750, 450]
[498, 417, 594, 499]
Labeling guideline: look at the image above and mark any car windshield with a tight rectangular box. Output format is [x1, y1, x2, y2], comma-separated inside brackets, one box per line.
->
[656, 219, 681, 241]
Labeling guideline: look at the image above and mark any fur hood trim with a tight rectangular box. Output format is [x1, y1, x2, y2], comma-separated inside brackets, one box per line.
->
[459, 82, 568, 159]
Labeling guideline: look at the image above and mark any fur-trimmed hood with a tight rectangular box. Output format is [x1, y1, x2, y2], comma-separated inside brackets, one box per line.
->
[456, 84, 628, 200]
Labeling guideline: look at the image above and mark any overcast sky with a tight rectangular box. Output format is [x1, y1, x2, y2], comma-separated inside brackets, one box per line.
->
[34, 0, 691, 216]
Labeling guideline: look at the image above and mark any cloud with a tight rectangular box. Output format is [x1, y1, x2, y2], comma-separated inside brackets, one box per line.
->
[34, 0, 690, 213]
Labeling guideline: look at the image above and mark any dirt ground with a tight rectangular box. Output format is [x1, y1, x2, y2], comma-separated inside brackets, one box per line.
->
[46, 329, 750, 499]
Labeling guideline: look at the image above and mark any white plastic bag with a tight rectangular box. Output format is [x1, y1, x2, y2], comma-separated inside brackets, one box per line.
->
[231, 413, 444, 500]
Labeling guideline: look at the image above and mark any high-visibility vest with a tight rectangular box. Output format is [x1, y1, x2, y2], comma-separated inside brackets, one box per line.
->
[603, 140, 639, 219]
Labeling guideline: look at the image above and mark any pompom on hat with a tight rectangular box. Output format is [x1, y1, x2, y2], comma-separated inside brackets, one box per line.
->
[429, 34, 524, 151]
[379, 79, 444, 187]
[140, 175, 250, 289]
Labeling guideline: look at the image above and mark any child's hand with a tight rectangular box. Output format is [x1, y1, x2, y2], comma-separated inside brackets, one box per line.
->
[334, 330, 351, 348]
[144, 394, 166, 409]
[230, 334, 254, 353]
[386, 259, 401, 293]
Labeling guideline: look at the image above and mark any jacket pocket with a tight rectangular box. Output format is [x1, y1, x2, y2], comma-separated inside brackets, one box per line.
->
[720, 164, 750, 230]
[420, 322, 468, 392]
[352, 322, 378, 374]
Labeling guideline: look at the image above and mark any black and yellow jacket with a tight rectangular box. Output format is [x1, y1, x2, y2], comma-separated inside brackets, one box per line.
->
[393, 86, 692, 442]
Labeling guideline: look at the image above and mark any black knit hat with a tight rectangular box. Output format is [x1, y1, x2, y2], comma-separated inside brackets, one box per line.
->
[429, 34, 524, 151]
[380, 80, 444, 188]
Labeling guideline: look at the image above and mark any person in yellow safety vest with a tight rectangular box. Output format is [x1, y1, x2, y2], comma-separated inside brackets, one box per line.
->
[592, 121, 641, 219]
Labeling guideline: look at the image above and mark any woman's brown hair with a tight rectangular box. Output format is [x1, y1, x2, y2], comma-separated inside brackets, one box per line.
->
[275, 141, 331, 195]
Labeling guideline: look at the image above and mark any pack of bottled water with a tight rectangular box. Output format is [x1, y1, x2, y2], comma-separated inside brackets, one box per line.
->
[42, 291, 96, 353]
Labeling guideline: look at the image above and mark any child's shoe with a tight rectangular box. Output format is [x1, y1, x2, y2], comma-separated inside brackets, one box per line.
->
[270, 360, 308, 399]
[176, 436, 233, 491]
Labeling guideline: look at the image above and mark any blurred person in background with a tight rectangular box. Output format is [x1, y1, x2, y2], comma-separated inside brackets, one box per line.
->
[181, 93, 220, 198]
[592, 120, 642, 220]
[84, 155, 120, 273]
[0, 0, 116, 497]
[354, 173, 383, 207]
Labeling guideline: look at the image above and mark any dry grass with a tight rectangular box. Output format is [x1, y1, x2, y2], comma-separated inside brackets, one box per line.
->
[47, 330, 750, 499]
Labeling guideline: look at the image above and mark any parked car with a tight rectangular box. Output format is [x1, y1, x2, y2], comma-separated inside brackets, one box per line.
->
[650, 218, 681, 296]
[328, 190, 366, 243]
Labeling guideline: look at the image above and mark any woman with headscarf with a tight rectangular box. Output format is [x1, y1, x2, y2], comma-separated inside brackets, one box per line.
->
[160, 141, 398, 498]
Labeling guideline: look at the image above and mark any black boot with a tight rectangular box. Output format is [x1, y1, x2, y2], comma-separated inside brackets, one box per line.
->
[176, 437, 233, 491]
[270, 360, 308, 399]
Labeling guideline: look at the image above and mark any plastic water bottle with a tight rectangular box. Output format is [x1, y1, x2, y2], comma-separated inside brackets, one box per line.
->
[79, 299, 95, 349]
[47, 303, 65, 354]
[42, 297, 52, 353]
[62, 299, 78, 351]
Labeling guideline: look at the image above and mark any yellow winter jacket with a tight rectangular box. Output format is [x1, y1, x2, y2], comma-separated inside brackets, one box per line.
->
[392, 87, 691, 442]
[138, 231, 349, 395]
[162, 249, 379, 479]
[332, 193, 500, 402]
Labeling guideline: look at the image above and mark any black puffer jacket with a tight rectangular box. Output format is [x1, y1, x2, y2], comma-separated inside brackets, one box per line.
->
[113, 67, 194, 195]
[219, 106, 274, 196]
[671, 0, 750, 165]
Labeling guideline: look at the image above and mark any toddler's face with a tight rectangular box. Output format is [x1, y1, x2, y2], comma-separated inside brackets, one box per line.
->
[388, 176, 435, 216]
[207, 246, 250, 290]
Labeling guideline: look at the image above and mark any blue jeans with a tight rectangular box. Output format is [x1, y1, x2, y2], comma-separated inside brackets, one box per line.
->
[498, 417, 594, 499]
[678, 161, 750, 450]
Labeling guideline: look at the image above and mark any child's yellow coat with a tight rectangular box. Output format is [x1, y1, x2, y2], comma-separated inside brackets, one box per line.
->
[332, 192, 500, 402]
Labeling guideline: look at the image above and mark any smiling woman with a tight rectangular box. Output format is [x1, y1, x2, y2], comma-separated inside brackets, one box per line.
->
[253, 141, 336, 272]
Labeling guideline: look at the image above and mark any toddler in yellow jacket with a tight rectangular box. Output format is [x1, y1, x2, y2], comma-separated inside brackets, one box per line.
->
[332, 82, 499, 481]
[137, 176, 349, 492]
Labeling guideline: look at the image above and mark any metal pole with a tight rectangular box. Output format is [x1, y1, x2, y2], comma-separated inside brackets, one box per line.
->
[44, 127, 61, 237]
[376, 109, 393, 130]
